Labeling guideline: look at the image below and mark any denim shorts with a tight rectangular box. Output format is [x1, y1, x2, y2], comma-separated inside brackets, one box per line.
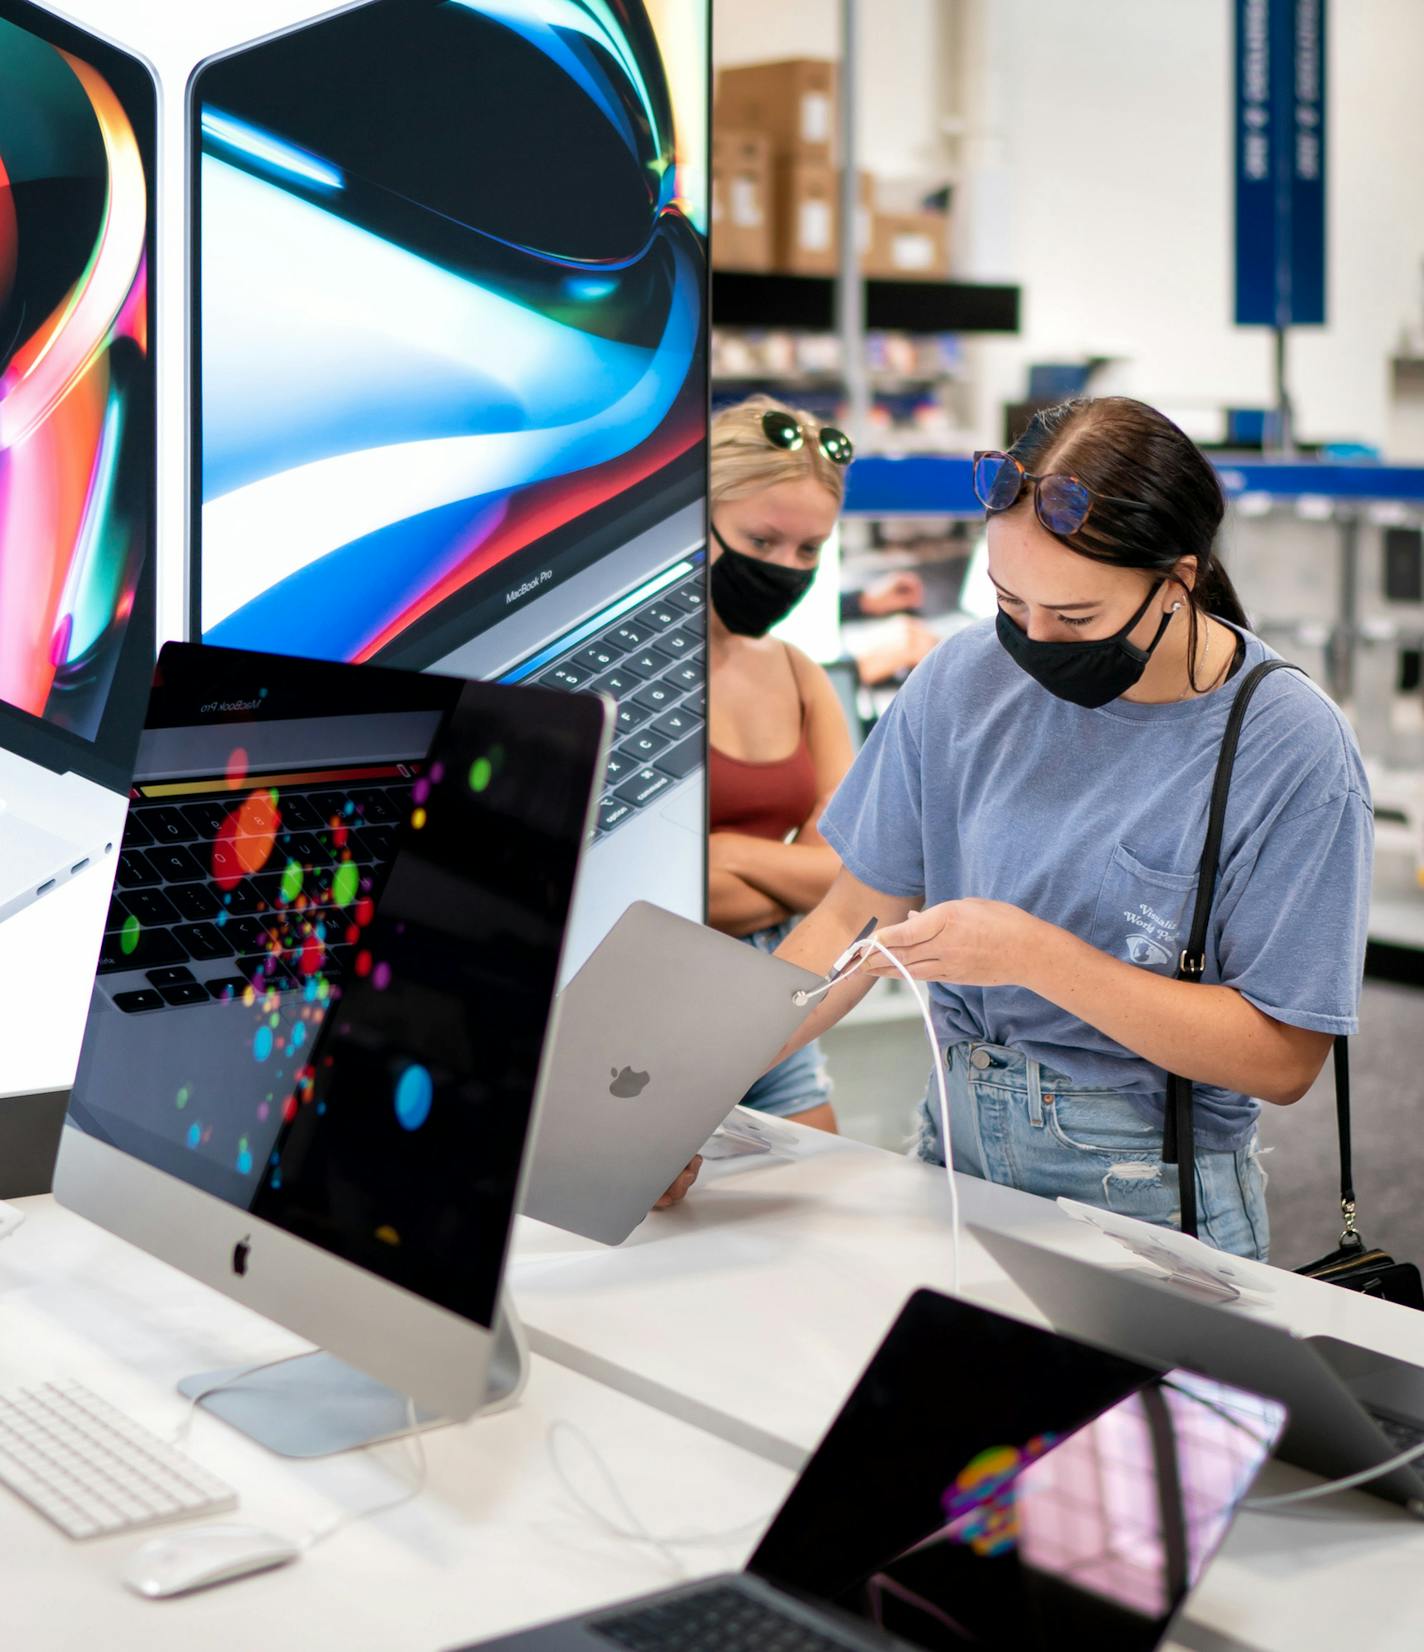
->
[736, 920, 834, 1119]
[916, 1040, 1269, 1260]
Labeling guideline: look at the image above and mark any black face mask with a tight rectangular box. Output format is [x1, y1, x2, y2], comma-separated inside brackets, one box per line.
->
[996, 579, 1174, 708]
[709, 524, 816, 637]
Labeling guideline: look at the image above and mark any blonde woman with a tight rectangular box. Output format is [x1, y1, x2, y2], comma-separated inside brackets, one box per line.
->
[706, 397, 857, 1131]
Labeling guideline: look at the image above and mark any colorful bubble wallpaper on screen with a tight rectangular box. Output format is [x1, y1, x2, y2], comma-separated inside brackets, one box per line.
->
[141, 744, 498, 1227]
[197, 0, 707, 664]
[162, 756, 408, 1177]
[0, 20, 150, 740]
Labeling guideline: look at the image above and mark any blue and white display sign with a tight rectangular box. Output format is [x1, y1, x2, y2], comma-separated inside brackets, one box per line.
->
[1234, 0, 1326, 326]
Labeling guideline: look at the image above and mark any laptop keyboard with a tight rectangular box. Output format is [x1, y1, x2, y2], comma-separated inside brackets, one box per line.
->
[100, 773, 411, 1014]
[594, 1585, 858, 1652]
[1369, 1410, 1424, 1460]
[528, 568, 705, 839]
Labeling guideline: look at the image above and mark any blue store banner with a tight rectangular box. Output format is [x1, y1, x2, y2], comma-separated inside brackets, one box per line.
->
[1234, 0, 1326, 326]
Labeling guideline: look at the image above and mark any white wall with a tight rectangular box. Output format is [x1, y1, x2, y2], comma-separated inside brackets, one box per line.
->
[716, 0, 1424, 456]
[965, 0, 1424, 454]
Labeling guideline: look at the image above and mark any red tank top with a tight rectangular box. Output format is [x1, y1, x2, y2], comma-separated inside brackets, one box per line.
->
[709, 660, 819, 841]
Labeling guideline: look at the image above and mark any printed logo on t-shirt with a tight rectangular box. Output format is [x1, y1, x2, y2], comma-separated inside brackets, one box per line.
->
[1121, 900, 1179, 971]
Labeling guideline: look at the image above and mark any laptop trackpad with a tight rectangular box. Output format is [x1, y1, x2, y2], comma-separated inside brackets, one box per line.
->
[658, 781, 704, 836]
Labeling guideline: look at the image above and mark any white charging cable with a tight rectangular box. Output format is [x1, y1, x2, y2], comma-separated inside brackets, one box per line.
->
[793, 935, 959, 1294]
[1244, 1436, 1424, 1514]
[170, 1351, 312, 1447]
[172, 1356, 428, 1548]
[546, 1420, 769, 1577]
[301, 1400, 428, 1552]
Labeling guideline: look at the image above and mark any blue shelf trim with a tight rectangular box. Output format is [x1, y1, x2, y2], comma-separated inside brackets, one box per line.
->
[843, 456, 1424, 515]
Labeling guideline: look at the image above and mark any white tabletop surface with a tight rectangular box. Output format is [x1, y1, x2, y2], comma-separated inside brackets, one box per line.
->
[0, 1197, 792, 1652]
[511, 1123, 1424, 1652]
[11, 901, 1424, 1652]
[512, 1128, 1062, 1466]
[513, 1125, 1424, 1468]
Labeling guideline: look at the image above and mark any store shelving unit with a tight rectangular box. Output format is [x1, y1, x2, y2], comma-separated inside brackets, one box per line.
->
[712, 272, 1020, 334]
[842, 455, 1424, 513]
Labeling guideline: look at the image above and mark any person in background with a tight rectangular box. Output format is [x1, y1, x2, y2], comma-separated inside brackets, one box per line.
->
[845, 570, 926, 619]
[706, 396, 857, 1133]
[665, 397, 1372, 1252]
[843, 568, 939, 686]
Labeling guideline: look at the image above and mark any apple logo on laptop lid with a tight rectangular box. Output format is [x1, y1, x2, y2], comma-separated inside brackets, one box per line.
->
[609, 1066, 650, 1099]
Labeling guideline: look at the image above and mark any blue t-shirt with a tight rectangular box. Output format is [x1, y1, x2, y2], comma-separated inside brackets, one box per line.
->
[818, 620, 1373, 1150]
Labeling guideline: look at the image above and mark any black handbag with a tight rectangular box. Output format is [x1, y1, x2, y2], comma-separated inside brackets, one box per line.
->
[1163, 659, 1424, 1309]
[1292, 1038, 1424, 1307]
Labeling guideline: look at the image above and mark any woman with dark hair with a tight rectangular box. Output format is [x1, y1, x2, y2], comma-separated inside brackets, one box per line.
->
[667, 397, 1372, 1256]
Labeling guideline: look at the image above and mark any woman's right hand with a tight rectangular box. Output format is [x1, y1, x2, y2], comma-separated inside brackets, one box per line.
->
[653, 1155, 703, 1210]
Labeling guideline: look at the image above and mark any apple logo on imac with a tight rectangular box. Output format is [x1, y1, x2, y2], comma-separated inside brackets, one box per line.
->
[609, 1066, 650, 1099]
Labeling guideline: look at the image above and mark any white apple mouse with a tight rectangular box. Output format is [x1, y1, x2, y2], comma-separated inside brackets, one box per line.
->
[122, 1522, 300, 1598]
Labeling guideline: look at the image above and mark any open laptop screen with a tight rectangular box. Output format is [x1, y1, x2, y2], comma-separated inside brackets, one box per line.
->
[750, 1290, 1285, 1652]
[65, 642, 605, 1328]
[0, 1, 155, 781]
[190, 0, 708, 670]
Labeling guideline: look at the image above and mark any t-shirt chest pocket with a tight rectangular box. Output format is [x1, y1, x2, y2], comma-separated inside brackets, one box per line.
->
[1088, 843, 1199, 977]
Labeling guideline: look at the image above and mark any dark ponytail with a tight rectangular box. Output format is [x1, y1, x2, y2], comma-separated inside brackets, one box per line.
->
[1008, 398, 1249, 688]
[1195, 559, 1249, 630]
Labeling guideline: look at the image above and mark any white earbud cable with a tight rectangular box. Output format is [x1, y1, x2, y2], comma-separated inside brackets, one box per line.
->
[793, 932, 1424, 1517]
[546, 1420, 770, 1577]
[794, 937, 959, 1293]
[1244, 1436, 1424, 1512]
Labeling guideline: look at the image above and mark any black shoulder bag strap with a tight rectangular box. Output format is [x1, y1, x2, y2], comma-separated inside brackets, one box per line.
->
[1161, 658, 1322, 1239]
[1331, 1033, 1356, 1238]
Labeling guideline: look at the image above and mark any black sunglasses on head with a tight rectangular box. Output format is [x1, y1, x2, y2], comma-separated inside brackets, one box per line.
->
[973, 449, 1153, 536]
[762, 408, 854, 466]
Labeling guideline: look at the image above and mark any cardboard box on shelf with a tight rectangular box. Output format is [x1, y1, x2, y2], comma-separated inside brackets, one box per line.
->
[773, 163, 873, 277]
[865, 210, 952, 280]
[711, 129, 773, 271]
[715, 58, 837, 166]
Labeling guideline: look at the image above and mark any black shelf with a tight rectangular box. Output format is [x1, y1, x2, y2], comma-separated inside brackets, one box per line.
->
[712, 270, 1021, 334]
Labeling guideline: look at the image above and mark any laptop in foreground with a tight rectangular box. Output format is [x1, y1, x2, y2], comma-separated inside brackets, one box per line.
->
[456, 1287, 1284, 1652]
[975, 1222, 1424, 1512]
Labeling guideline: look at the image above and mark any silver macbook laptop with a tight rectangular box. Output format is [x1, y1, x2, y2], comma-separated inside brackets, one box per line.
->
[0, 2, 156, 926]
[975, 1223, 1424, 1512]
[521, 902, 820, 1245]
[188, 0, 712, 981]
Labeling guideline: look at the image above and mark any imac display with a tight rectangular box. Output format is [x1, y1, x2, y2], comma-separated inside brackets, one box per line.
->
[55, 642, 608, 1433]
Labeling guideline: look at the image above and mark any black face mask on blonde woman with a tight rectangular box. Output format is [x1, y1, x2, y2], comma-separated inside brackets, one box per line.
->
[709, 526, 816, 637]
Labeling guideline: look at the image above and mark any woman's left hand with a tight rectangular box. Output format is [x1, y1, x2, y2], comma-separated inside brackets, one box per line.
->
[862, 900, 1049, 988]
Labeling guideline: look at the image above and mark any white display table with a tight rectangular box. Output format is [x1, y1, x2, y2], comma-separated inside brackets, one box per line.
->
[0, 1198, 791, 1651]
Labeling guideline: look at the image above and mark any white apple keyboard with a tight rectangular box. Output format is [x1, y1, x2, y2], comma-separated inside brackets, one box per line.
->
[0, 1381, 237, 1539]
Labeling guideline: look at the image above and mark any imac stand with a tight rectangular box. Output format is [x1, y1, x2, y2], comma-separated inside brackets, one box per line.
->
[177, 1294, 529, 1458]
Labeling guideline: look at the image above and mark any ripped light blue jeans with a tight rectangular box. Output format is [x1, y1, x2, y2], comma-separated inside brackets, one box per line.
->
[916, 1041, 1270, 1260]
